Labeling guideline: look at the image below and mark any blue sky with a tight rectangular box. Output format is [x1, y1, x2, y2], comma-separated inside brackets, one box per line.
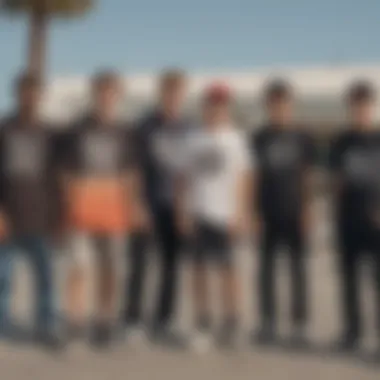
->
[1, 0, 380, 110]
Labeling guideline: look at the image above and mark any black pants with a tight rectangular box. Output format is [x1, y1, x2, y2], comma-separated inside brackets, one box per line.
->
[123, 231, 150, 325]
[258, 220, 307, 329]
[152, 205, 181, 327]
[337, 222, 380, 338]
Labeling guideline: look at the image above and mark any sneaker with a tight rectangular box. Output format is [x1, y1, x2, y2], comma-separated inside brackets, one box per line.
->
[252, 325, 276, 345]
[66, 323, 87, 342]
[124, 323, 147, 345]
[216, 323, 238, 349]
[331, 332, 360, 353]
[288, 326, 308, 349]
[90, 323, 113, 349]
[36, 330, 65, 351]
[150, 324, 187, 349]
[190, 331, 213, 354]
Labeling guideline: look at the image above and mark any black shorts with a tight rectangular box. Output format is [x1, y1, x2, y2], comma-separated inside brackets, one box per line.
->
[192, 220, 233, 266]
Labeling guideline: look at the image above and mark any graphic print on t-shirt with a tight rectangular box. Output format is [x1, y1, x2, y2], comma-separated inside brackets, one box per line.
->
[81, 132, 120, 174]
[5, 131, 46, 178]
[266, 138, 299, 169]
[193, 145, 226, 177]
[343, 149, 373, 184]
[151, 130, 185, 171]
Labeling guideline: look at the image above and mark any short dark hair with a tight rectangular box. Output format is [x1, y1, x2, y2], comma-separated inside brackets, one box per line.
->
[346, 80, 376, 104]
[264, 78, 293, 102]
[14, 72, 42, 92]
[92, 69, 120, 90]
[159, 68, 187, 91]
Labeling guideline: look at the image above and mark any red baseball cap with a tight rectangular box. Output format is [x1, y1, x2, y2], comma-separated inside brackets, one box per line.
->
[204, 82, 231, 104]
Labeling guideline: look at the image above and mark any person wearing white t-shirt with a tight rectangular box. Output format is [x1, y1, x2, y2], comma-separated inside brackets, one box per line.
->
[177, 83, 253, 350]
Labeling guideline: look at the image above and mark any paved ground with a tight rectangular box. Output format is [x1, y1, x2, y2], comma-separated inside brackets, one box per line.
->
[0, 197, 380, 380]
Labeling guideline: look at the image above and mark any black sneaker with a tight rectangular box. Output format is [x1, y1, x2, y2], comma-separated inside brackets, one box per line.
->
[332, 332, 360, 353]
[90, 323, 113, 349]
[36, 330, 65, 351]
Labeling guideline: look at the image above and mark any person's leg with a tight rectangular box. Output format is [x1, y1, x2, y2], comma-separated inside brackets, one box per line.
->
[368, 228, 380, 352]
[191, 223, 211, 332]
[287, 222, 308, 340]
[189, 225, 212, 352]
[218, 264, 240, 347]
[374, 253, 380, 352]
[336, 226, 361, 349]
[65, 233, 91, 337]
[123, 231, 150, 327]
[215, 226, 240, 347]
[92, 234, 123, 347]
[153, 207, 181, 329]
[0, 242, 13, 336]
[20, 236, 61, 348]
[257, 223, 278, 340]
[92, 235, 121, 343]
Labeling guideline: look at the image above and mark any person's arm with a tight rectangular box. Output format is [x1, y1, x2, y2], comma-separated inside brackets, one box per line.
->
[123, 126, 151, 232]
[327, 133, 344, 214]
[301, 133, 318, 236]
[174, 133, 193, 237]
[174, 172, 192, 237]
[232, 132, 255, 239]
[0, 131, 9, 240]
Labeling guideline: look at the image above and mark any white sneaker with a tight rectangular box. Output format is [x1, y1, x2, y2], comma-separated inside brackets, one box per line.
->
[190, 331, 213, 354]
[125, 325, 147, 346]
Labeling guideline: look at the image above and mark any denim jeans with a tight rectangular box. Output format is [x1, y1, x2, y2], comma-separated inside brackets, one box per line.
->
[0, 236, 55, 334]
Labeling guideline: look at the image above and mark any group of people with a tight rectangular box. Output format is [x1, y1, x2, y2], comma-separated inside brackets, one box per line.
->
[0, 68, 379, 356]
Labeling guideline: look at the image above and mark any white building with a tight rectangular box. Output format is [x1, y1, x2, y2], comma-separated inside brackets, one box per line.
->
[42, 65, 380, 132]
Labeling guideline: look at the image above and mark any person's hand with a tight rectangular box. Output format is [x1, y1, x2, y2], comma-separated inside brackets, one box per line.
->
[302, 207, 313, 239]
[177, 212, 194, 238]
[51, 224, 69, 249]
[0, 212, 10, 241]
[229, 216, 246, 240]
[133, 206, 152, 232]
[251, 217, 263, 240]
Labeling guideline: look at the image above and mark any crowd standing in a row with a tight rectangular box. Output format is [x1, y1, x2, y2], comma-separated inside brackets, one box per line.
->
[0, 69, 379, 357]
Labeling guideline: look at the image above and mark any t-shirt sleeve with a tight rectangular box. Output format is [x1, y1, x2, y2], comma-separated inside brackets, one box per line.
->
[303, 133, 318, 167]
[328, 134, 344, 172]
[132, 118, 150, 171]
[58, 128, 78, 173]
[122, 127, 140, 169]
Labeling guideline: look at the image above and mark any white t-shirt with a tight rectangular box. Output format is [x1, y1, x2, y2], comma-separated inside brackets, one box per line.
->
[182, 124, 253, 226]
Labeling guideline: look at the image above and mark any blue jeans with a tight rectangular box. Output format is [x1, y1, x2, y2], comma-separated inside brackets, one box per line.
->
[0, 236, 55, 334]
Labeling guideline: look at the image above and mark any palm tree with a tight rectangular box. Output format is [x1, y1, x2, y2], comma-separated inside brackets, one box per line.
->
[1, 0, 95, 79]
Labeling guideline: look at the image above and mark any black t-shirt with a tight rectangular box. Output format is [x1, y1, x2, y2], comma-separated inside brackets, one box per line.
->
[0, 114, 62, 235]
[135, 111, 192, 211]
[59, 115, 137, 177]
[329, 129, 380, 225]
[252, 125, 316, 223]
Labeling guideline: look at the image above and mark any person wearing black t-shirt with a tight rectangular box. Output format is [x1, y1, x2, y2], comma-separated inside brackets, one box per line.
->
[131, 69, 190, 347]
[60, 71, 146, 347]
[251, 80, 315, 345]
[0, 73, 63, 349]
[329, 81, 380, 352]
